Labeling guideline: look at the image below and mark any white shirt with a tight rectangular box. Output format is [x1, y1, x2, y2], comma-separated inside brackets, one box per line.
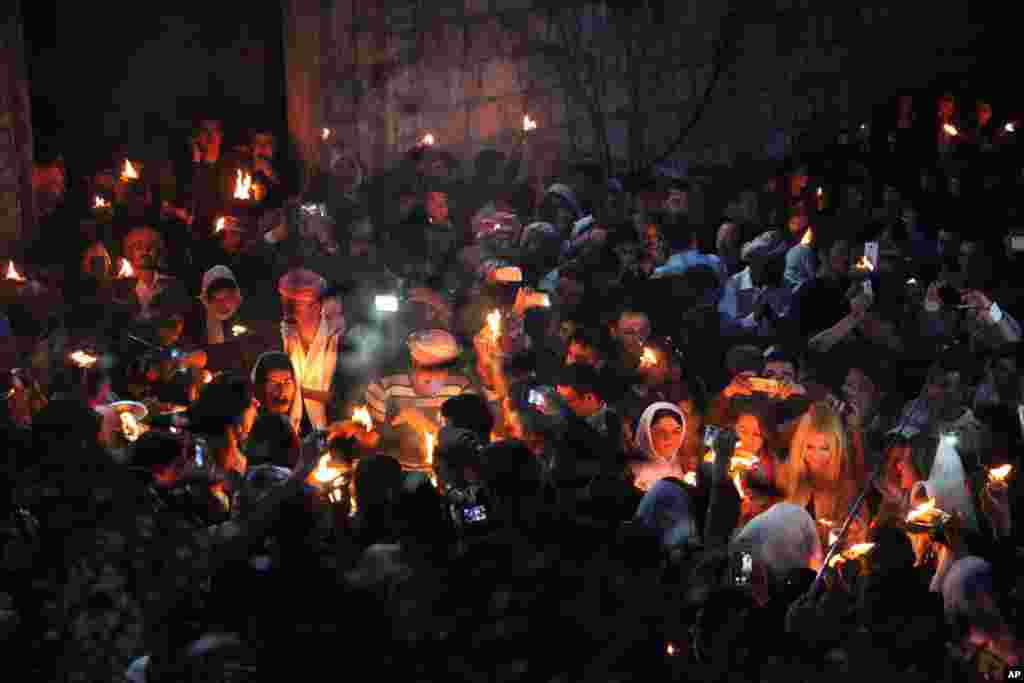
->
[718, 267, 792, 335]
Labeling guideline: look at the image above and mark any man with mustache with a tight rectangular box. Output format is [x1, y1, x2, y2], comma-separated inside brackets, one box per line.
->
[121, 226, 184, 321]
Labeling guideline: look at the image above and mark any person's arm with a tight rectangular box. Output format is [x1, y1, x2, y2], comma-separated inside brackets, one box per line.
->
[808, 310, 864, 353]
[703, 430, 741, 547]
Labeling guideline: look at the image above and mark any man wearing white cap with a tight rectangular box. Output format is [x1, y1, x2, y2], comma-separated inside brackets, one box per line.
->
[366, 329, 474, 464]
[277, 268, 347, 434]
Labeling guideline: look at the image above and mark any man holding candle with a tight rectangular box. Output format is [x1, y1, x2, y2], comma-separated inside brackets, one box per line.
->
[120, 226, 185, 321]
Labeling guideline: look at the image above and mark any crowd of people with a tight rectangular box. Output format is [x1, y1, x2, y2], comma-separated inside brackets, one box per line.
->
[2, 87, 1024, 681]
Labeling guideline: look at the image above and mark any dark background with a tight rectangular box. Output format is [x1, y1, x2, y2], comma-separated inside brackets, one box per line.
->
[22, 1, 288, 178]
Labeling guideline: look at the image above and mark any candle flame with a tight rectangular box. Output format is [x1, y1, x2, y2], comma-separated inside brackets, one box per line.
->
[906, 497, 939, 525]
[94, 195, 110, 209]
[231, 324, 248, 337]
[818, 518, 834, 527]
[487, 309, 501, 344]
[5, 260, 26, 282]
[801, 227, 813, 246]
[352, 406, 373, 432]
[425, 431, 435, 465]
[215, 217, 226, 233]
[120, 412, 142, 442]
[829, 542, 875, 568]
[202, 371, 213, 384]
[1006, 122, 1016, 133]
[816, 186, 823, 197]
[117, 258, 134, 278]
[854, 255, 874, 272]
[69, 350, 99, 368]
[322, 127, 331, 141]
[989, 464, 1013, 483]
[121, 159, 139, 181]
[943, 123, 959, 137]
[683, 471, 697, 487]
[828, 530, 839, 546]
[640, 347, 658, 368]
[421, 133, 435, 147]
[703, 450, 714, 463]
[732, 471, 747, 499]
[666, 643, 677, 656]
[313, 454, 343, 483]
[730, 454, 758, 472]
[233, 169, 253, 200]
[523, 114, 538, 132]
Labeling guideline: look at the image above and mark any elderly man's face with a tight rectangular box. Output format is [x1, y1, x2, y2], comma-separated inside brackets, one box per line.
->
[263, 369, 296, 415]
[125, 230, 160, 271]
[282, 296, 321, 330]
[253, 134, 275, 161]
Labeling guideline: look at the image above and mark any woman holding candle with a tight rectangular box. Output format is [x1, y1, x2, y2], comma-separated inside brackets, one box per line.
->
[191, 265, 244, 346]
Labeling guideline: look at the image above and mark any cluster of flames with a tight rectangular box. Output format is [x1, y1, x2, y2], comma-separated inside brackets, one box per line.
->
[121, 160, 139, 182]
[640, 347, 658, 369]
[5, 261, 27, 282]
[989, 464, 1013, 484]
[853, 255, 875, 272]
[702, 447, 755, 499]
[352, 406, 373, 432]
[234, 170, 253, 200]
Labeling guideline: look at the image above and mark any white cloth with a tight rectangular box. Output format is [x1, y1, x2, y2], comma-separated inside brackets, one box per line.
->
[631, 402, 687, 491]
[916, 435, 980, 534]
[281, 312, 343, 430]
[718, 267, 792, 334]
[732, 502, 823, 579]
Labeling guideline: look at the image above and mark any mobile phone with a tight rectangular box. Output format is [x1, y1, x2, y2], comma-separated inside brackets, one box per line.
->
[863, 242, 879, 270]
[862, 279, 873, 297]
[528, 389, 546, 408]
[731, 551, 753, 586]
[748, 377, 781, 394]
[195, 442, 205, 467]
[462, 505, 488, 524]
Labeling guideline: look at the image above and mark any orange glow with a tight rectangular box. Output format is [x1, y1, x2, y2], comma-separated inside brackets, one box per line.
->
[703, 450, 714, 463]
[1006, 122, 1016, 133]
[828, 530, 839, 546]
[5, 260, 27, 282]
[989, 464, 1013, 483]
[120, 412, 142, 442]
[233, 169, 253, 200]
[202, 371, 213, 384]
[666, 643, 677, 656]
[425, 431, 436, 465]
[801, 227, 813, 246]
[640, 347, 658, 368]
[121, 160, 139, 181]
[942, 123, 959, 137]
[829, 542, 875, 568]
[732, 471, 747, 499]
[312, 454, 343, 484]
[487, 309, 501, 344]
[94, 195, 110, 209]
[69, 350, 99, 368]
[352, 406, 373, 432]
[215, 217, 226, 233]
[906, 497, 941, 525]
[421, 133, 435, 146]
[231, 324, 248, 337]
[117, 258, 134, 278]
[523, 114, 538, 132]
[854, 255, 874, 272]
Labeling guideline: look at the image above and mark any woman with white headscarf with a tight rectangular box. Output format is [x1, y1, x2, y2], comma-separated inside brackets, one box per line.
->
[731, 502, 824, 579]
[631, 402, 688, 492]
[195, 265, 244, 345]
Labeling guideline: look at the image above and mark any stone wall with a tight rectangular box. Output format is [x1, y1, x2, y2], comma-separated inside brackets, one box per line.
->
[0, 0, 34, 260]
[286, 0, 981, 185]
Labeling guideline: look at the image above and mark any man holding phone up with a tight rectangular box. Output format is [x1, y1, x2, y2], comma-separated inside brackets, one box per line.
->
[920, 280, 1021, 353]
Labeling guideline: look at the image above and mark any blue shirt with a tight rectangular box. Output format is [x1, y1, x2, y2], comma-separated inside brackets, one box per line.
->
[652, 249, 726, 283]
[718, 267, 792, 337]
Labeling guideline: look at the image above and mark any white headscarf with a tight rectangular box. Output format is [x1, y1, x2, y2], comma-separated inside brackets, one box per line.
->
[731, 502, 823, 579]
[914, 435, 979, 533]
[199, 265, 242, 344]
[631, 402, 687, 492]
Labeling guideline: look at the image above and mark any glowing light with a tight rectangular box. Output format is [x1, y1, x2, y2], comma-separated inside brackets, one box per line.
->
[989, 464, 1013, 483]
[352, 406, 373, 432]
[666, 643, 677, 656]
[732, 471, 747, 500]
[421, 133, 435, 147]
[117, 258, 134, 278]
[1006, 122, 1016, 133]
[683, 471, 697, 487]
[120, 412, 142, 442]
[425, 432, 435, 465]
[5, 261, 27, 282]
[313, 454, 343, 483]
[231, 324, 248, 337]
[942, 123, 959, 137]
[322, 127, 331, 141]
[640, 347, 658, 369]
[120, 160, 139, 181]
[523, 114, 537, 132]
[233, 169, 253, 200]
[487, 309, 501, 344]
[828, 530, 839, 546]
[801, 227, 813, 246]
[215, 217, 226, 233]
[816, 187, 823, 197]
[906, 497, 943, 526]
[853, 255, 874, 272]
[94, 195, 110, 209]
[202, 371, 213, 384]
[69, 350, 99, 368]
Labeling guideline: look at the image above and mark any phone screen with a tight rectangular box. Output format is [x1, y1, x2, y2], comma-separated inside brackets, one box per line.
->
[463, 505, 487, 523]
[375, 295, 400, 313]
[195, 443, 205, 468]
[1011, 235, 1024, 251]
[528, 389, 546, 408]
[733, 552, 753, 585]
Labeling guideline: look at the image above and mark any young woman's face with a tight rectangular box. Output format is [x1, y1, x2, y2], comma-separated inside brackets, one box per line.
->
[651, 415, 685, 460]
[735, 414, 764, 455]
[802, 430, 834, 473]
[208, 288, 241, 321]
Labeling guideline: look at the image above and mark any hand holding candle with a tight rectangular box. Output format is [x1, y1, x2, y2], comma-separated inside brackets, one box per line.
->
[487, 309, 502, 345]
[421, 133, 436, 147]
[639, 347, 658, 369]
[352, 406, 373, 432]
[523, 114, 538, 132]
[120, 159, 139, 182]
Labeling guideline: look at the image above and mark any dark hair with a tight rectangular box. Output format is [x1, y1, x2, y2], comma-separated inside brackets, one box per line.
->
[246, 413, 299, 468]
[481, 440, 543, 498]
[204, 277, 239, 300]
[569, 327, 608, 355]
[555, 363, 604, 401]
[441, 394, 494, 442]
[763, 345, 799, 370]
[131, 431, 183, 470]
[189, 374, 253, 437]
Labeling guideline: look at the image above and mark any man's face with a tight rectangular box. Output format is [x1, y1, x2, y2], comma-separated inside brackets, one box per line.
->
[615, 313, 650, 357]
[263, 369, 296, 415]
[787, 213, 808, 237]
[253, 134, 275, 161]
[829, 243, 851, 275]
[411, 365, 450, 397]
[556, 385, 599, 419]
[426, 191, 449, 224]
[566, 341, 599, 367]
[764, 360, 796, 384]
[125, 230, 160, 271]
[197, 121, 223, 154]
[281, 295, 321, 330]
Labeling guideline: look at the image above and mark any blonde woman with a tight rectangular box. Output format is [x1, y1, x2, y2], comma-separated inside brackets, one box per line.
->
[776, 401, 867, 543]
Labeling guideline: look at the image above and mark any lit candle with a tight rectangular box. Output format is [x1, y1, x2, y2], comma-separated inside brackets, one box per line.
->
[93, 195, 111, 210]
[322, 127, 331, 141]
[69, 350, 99, 369]
[942, 123, 959, 137]
[312, 454, 343, 484]
[425, 431, 435, 465]
[640, 347, 658, 369]
[120, 160, 139, 182]
[682, 471, 697, 487]
[116, 258, 135, 278]
[523, 114, 538, 132]
[352, 406, 373, 431]
[1006, 122, 1016, 134]
[421, 133, 436, 147]
[989, 464, 1013, 484]
[487, 310, 501, 344]
[233, 170, 253, 200]
[853, 255, 874, 272]
[801, 227, 814, 246]
[5, 260, 27, 283]
[906, 497, 940, 525]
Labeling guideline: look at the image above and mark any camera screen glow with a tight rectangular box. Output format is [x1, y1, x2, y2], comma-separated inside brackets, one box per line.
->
[375, 295, 400, 312]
